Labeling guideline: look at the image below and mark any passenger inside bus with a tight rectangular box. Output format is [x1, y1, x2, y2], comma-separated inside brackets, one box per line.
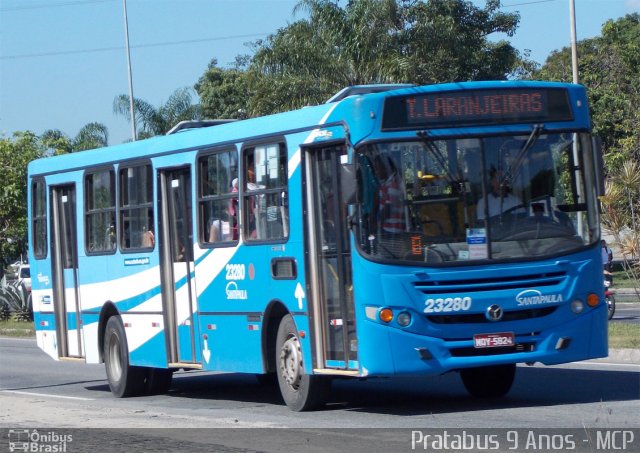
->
[207, 178, 238, 243]
[229, 178, 239, 240]
[374, 155, 406, 234]
[246, 156, 266, 239]
[142, 227, 155, 248]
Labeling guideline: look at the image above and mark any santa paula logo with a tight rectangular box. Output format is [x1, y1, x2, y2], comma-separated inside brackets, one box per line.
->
[225, 281, 247, 300]
[516, 289, 563, 306]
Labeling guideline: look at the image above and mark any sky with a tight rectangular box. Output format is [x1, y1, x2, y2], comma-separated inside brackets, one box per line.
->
[1, 0, 639, 146]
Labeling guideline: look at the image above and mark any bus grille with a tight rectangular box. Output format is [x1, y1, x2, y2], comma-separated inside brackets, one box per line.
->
[449, 342, 536, 357]
[413, 271, 566, 295]
[427, 306, 557, 324]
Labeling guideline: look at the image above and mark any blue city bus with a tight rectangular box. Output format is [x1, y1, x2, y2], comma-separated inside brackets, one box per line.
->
[28, 81, 607, 411]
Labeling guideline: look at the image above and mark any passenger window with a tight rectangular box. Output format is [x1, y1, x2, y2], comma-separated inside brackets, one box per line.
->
[85, 168, 116, 254]
[31, 179, 47, 259]
[198, 149, 239, 245]
[242, 143, 289, 241]
[119, 164, 154, 251]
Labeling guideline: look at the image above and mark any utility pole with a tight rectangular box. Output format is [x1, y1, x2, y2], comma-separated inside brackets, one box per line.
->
[569, 0, 579, 83]
[123, 0, 137, 141]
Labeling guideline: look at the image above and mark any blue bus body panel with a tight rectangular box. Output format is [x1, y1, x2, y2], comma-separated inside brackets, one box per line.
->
[27, 81, 605, 380]
[352, 246, 607, 376]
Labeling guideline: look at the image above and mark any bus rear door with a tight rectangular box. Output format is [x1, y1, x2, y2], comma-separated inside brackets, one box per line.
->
[158, 167, 200, 366]
[50, 184, 84, 358]
[304, 144, 358, 371]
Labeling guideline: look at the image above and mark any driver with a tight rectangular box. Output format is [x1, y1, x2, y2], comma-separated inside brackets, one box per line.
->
[477, 167, 522, 221]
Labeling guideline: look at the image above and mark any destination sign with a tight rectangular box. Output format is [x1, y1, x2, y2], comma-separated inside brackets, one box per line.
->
[382, 88, 574, 130]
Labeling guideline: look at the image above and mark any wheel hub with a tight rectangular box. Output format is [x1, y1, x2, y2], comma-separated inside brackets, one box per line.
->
[108, 335, 122, 381]
[279, 335, 302, 388]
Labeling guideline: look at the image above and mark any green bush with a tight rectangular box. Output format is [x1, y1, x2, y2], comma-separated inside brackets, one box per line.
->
[0, 282, 33, 322]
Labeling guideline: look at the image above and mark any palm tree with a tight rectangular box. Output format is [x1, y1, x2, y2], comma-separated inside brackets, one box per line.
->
[41, 122, 108, 154]
[73, 122, 108, 151]
[113, 87, 202, 140]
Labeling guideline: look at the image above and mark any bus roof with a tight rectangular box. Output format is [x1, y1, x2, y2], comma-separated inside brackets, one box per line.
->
[28, 80, 587, 176]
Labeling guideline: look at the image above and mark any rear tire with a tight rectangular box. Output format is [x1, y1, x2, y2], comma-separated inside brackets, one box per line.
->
[103, 316, 146, 397]
[460, 364, 516, 398]
[276, 314, 330, 411]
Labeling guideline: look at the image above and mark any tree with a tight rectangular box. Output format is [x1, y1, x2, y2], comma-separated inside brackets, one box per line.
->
[238, 0, 524, 116]
[73, 122, 109, 151]
[41, 122, 109, 155]
[535, 14, 640, 292]
[599, 161, 640, 296]
[196, 0, 528, 118]
[195, 58, 250, 120]
[0, 132, 45, 265]
[113, 87, 202, 139]
[534, 14, 640, 172]
[397, 0, 522, 83]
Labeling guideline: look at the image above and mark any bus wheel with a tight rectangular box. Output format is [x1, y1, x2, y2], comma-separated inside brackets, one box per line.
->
[276, 314, 330, 411]
[103, 316, 145, 397]
[145, 368, 174, 395]
[460, 364, 516, 398]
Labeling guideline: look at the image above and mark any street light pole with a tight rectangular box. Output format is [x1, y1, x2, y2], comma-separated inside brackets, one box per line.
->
[569, 0, 584, 234]
[123, 0, 137, 141]
[569, 0, 579, 83]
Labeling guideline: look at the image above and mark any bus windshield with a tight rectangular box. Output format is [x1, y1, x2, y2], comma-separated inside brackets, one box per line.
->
[354, 132, 600, 264]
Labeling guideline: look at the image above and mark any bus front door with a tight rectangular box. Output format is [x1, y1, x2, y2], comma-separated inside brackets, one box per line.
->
[305, 144, 357, 370]
[50, 184, 83, 358]
[159, 167, 200, 366]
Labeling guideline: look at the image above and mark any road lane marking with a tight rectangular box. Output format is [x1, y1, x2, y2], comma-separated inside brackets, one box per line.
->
[548, 362, 640, 368]
[0, 390, 94, 401]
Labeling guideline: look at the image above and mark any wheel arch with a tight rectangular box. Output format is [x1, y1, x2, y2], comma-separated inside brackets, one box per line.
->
[261, 299, 289, 374]
[98, 301, 120, 363]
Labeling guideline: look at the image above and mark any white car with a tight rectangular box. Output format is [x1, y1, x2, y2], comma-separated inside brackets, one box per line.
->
[17, 263, 31, 293]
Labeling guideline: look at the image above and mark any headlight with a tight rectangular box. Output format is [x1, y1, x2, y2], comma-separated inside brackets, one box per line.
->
[571, 299, 584, 313]
[397, 311, 412, 327]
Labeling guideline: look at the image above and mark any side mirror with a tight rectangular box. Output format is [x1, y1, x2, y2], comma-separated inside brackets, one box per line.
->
[340, 163, 357, 205]
[592, 136, 605, 197]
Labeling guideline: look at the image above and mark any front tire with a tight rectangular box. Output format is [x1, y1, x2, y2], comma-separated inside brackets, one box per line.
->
[460, 364, 516, 398]
[276, 314, 330, 411]
[606, 294, 616, 320]
[103, 316, 146, 397]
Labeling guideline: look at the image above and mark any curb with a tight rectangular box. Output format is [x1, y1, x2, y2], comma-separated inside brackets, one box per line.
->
[0, 328, 35, 337]
[601, 348, 640, 364]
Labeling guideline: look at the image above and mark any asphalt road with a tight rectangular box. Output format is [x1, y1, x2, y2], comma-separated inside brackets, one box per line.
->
[611, 302, 640, 325]
[1, 336, 638, 451]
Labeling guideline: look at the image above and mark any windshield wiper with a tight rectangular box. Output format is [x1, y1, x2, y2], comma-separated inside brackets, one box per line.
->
[501, 124, 544, 186]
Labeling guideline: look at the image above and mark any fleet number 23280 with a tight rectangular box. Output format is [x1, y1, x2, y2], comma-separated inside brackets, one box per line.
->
[424, 297, 472, 313]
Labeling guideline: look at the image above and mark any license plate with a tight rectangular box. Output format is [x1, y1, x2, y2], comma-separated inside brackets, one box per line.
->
[473, 332, 515, 348]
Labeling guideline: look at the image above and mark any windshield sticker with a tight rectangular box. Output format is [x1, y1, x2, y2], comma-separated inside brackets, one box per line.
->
[467, 228, 488, 259]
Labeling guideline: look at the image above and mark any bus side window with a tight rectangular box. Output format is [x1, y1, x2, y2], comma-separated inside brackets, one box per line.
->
[242, 143, 288, 241]
[31, 178, 48, 259]
[198, 149, 238, 245]
[85, 168, 116, 254]
[119, 163, 153, 251]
